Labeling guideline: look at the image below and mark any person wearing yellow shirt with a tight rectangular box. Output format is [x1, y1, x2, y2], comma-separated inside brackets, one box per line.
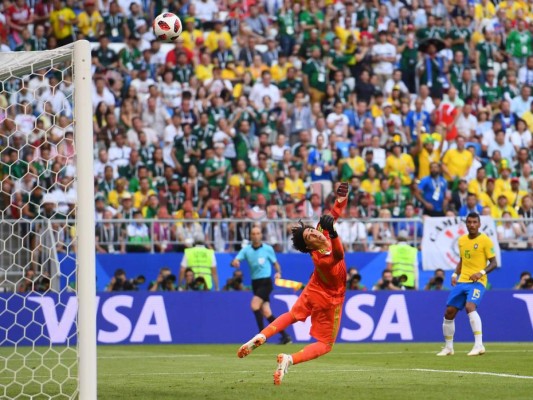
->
[503, 177, 529, 209]
[271, 55, 293, 83]
[195, 53, 214, 82]
[467, 166, 487, 197]
[491, 195, 519, 219]
[416, 135, 442, 179]
[478, 178, 498, 208]
[339, 145, 365, 181]
[77, 0, 103, 41]
[370, 93, 386, 119]
[133, 178, 156, 209]
[334, 20, 360, 47]
[229, 160, 251, 194]
[441, 136, 473, 182]
[494, 166, 513, 198]
[384, 144, 415, 185]
[499, 0, 527, 20]
[474, 0, 496, 21]
[361, 166, 380, 195]
[181, 17, 203, 52]
[285, 166, 306, 200]
[108, 178, 129, 209]
[50, 0, 77, 46]
[205, 20, 233, 53]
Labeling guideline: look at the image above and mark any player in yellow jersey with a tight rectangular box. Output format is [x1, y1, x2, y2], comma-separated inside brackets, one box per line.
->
[437, 213, 497, 357]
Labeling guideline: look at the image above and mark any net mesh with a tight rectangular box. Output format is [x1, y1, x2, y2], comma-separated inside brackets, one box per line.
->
[0, 46, 79, 399]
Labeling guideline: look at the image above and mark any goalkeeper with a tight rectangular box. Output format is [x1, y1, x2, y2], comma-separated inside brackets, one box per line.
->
[237, 182, 349, 385]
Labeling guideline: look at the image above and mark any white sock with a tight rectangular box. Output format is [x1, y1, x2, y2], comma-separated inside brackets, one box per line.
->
[468, 311, 483, 347]
[443, 318, 455, 348]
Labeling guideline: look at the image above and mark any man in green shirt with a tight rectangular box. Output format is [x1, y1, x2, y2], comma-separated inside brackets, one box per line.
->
[357, 0, 378, 30]
[204, 142, 232, 191]
[234, 120, 254, 167]
[172, 123, 200, 175]
[475, 29, 502, 83]
[450, 15, 471, 61]
[482, 69, 500, 105]
[278, 67, 304, 103]
[248, 152, 272, 201]
[385, 175, 412, 217]
[277, 1, 296, 55]
[299, 1, 324, 42]
[303, 46, 327, 104]
[193, 112, 216, 156]
[506, 19, 532, 64]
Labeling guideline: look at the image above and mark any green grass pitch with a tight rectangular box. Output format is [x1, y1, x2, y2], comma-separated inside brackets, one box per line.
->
[1, 343, 532, 399]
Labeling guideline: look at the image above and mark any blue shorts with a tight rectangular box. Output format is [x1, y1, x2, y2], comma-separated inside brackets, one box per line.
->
[446, 282, 486, 310]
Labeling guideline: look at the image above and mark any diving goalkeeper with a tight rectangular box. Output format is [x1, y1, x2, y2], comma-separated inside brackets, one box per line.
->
[237, 182, 349, 385]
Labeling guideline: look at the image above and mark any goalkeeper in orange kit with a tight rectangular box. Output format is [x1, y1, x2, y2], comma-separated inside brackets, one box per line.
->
[237, 182, 349, 385]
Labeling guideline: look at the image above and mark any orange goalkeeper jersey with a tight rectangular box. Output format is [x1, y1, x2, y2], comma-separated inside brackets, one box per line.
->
[306, 198, 347, 306]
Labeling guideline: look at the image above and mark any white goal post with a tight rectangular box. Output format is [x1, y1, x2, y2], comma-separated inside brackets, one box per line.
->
[0, 41, 96, 399]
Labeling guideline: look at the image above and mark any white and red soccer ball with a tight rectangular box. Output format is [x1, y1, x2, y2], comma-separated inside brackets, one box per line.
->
[153, 12, 183, 42]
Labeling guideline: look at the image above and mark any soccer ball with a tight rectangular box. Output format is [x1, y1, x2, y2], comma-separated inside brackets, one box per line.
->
[153, 12, 182, 42]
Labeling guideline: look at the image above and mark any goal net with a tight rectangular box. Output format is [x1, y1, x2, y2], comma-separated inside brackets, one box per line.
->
[0, 41, 96, 399]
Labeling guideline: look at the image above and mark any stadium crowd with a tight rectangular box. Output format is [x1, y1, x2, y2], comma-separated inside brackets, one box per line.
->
[0, 0, 532, 256]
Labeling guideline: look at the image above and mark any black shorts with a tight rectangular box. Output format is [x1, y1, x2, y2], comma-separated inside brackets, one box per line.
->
[252, 278, 273, 302]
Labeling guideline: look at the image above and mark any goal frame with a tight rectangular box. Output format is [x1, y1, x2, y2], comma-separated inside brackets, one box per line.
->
[73, 40, 97, 400]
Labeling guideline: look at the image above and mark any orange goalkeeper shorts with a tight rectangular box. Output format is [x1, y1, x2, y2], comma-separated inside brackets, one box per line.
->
[290, 289, 344, 345]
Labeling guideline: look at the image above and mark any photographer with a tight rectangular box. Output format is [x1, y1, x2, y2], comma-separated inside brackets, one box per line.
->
[515, 271, 532, 290]
[106, 268, 145, 291]
[347, 273, 367, 291]
[372, 270, 401, 291]
[223, 270, 250, 291]
[424, 268, 448, 291]
[149, 267, 177, 291]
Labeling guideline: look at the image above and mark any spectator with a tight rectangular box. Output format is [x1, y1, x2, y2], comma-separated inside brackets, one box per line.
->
[96, 210, 125, 254]
[126, 210, 151, 252]
[347, 273, 367, 291]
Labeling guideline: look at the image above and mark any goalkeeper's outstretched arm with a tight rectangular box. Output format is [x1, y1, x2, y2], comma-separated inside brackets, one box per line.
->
[328, 182, 349, 221]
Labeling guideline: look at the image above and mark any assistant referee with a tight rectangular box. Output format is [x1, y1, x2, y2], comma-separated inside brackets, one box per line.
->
[231, 226, 291, 344]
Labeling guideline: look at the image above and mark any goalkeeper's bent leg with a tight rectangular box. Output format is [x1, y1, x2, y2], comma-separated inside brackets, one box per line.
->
[291, 341, 332, 365]
[261, 312, 296, 339]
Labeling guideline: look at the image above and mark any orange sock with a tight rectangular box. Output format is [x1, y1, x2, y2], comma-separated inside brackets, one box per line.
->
[291, 342, 332, 365]
[260, 312, 296, 339]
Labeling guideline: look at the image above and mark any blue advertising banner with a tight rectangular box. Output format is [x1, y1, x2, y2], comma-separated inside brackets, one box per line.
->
[1, 291, 532, 346]
[57, 251, 533, 292]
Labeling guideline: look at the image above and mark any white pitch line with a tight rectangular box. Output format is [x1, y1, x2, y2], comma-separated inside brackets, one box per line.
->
[1, 367, 532, 381]
[410, 368, 533, 380]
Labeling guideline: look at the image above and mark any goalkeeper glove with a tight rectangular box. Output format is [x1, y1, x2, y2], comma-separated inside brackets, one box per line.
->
[319, 214, 338, 239]
[336, 182, 349, 198]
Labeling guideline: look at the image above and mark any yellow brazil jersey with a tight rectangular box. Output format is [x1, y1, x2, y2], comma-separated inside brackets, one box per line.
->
[385, 154, 415, 185]
[522, 110, 533, 131]
[442, 149, 473, 181]
[474, 2, 496, 21]
[361, 178, 380, 195]
[491, 204, 519, 219]
[499, 1, 526, 20]
[195, 64, 213, 82]
[494, 177, 511, 198]
[133, 189, 155, 209]
[344, 156, 366, 176]
[503, 189, 528, 209]
[479, 191, 497, 208]
[417, 148, 441, 179]
[285, 177, 306, 200]
[467, 179, 486, 197]
[271, 62, 293, 82]
[50, 8, 77, 40]
[77, 10, 103, 37]
[181, 29, 203, 51]
[205, 31, 232, 53]
[458, 233, 495, 287]
[334, 25, 360, 47]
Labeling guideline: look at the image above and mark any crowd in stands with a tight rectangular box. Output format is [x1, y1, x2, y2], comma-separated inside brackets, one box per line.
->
[0, 0, 532, 255]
